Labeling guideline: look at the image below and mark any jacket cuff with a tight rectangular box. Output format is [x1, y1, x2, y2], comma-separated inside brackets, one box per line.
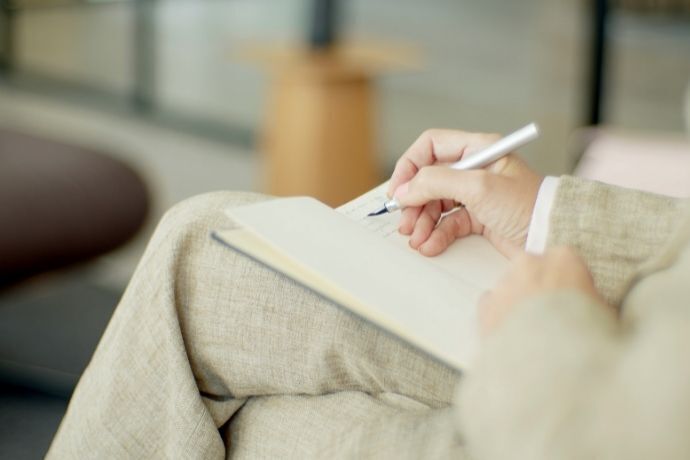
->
[525, 176, 560, 254]
[547, 176, 684, 306]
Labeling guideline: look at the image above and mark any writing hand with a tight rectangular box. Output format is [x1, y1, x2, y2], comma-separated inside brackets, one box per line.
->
[389, 129, 543, 258]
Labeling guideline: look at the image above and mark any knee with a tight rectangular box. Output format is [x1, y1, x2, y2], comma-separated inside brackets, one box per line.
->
[169, 190, 270, 217]
[148, 191, 271, 251]
[162, 190, 269, 229]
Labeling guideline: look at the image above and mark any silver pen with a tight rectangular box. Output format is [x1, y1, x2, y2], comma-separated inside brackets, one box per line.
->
[367, 122, 540, 217]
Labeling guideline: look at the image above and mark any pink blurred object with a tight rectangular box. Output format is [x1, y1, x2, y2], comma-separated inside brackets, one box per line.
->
[574, 129, 690, 198]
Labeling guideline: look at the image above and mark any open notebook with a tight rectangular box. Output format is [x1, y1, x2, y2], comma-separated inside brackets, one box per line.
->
[212, 183, 508, 371]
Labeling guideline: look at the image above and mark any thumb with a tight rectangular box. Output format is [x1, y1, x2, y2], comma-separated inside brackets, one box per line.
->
[394, 166, 487, 208]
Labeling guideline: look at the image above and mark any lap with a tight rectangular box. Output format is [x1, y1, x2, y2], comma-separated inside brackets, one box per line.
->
[154, 191, 459, 405]
[225, 391, 465, 459]
[50, 191, 462, 459]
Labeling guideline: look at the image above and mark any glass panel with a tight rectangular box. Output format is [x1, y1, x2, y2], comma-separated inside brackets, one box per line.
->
[607, 9, 690, 132]
[155, 0, 306, 127]
[347, 0, 587, 173]
[15, 1, 135, 95]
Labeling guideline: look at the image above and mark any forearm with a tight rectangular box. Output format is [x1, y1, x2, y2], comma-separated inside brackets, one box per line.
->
[457, 290, 618, 459]
[456, 284, 690, 460]
[455, 175, 690, 459]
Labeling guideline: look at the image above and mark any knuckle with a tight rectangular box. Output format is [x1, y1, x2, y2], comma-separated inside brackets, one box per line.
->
[476, 132, 501, 144]
[393, 157, 414, 178]
[413, 129, 435, 148]
[422, 128, 440, 139]
[395, 156, 409, 169]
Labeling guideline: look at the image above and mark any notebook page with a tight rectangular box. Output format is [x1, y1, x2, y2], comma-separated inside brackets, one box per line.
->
[223, 197, 483, 370]
[337, 183, 508, 289]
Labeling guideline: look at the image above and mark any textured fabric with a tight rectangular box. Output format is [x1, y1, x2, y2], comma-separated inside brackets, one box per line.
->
[50, 177, 690, 459]
[457, 176, 690, 460]
[226, 392, 464, 459]
[547, 176, 685, 306]
[47, 191, 461, 459]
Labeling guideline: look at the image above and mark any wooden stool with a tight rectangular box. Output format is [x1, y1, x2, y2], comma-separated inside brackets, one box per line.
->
[244, 43, 418, 207]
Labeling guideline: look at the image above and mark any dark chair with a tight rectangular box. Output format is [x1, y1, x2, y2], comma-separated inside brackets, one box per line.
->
[0, 128, 149, 287]
[0, 128, 150, 393]
[0, 128, 150, 457]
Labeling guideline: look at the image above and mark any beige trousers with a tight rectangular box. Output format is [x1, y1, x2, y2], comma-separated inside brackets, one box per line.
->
[47, 192, 465, 459]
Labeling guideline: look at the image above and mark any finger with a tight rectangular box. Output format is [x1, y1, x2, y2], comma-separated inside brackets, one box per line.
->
[398, 205, 423, 235]
[388, 157, 418, 198]
[388, 130, 499, 197]
[441, 199, 457, 213]
[418, 210, 468, 256]
[395, 166, 490, 209]
[409, 201, 443, 249]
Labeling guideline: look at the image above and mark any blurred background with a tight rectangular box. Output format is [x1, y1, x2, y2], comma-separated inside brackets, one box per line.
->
[1, 0, 689, 457]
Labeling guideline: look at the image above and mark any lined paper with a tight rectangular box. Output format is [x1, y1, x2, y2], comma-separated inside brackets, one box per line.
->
[337, 182, 509, 290]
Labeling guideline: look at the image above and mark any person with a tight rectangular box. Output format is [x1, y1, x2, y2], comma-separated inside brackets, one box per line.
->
[47, 129, 690, 459]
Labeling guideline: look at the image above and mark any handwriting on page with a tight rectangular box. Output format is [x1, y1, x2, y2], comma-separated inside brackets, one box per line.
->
[335, 182, 509, 290]
[336, 184, 399, 238]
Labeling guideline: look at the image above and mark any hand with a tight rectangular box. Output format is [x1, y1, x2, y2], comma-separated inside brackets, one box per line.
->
[388, 129, 544, 258]
[479, 246, 609, 337]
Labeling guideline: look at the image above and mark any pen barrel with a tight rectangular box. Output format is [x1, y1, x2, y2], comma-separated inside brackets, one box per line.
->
[451, 123, 539, 171]
[368, 123, 539, 217]
[384, 199, 401, 213]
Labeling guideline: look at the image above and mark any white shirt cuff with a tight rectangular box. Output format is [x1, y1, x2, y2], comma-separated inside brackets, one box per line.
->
[525, 176, 560, 254]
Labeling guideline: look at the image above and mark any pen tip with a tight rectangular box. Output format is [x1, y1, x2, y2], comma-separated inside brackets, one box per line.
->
[367, 207, 388, 217]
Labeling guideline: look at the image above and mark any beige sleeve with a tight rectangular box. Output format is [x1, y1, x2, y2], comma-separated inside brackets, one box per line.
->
[456, 290, 617, 459]
[546, 176, 685, 306]
[453, 178, 690, 459]
[455, 287, 690, 460]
